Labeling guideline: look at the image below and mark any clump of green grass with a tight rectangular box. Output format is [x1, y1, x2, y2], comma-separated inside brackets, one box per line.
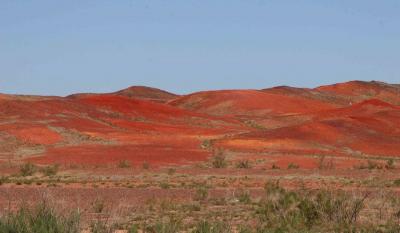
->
[192, 220, 232, 233]
[90, 219, 114, 233]
[0, 202, 80, 233]
[145, 216, 182, 233]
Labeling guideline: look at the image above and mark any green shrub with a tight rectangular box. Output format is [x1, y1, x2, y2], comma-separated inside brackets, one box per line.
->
[271, 164, 280, 169]
[393, 179, 400, 186]
[23, 179, 33, 185]
[142, 161, 150, 170]
[256, 182, 370, 232]
[367, 160, 383, 170]
[287, 163, 299, 169]
[201, 139, 213, 150]
[167, 168, 176, 175]
[160, 182, 170, 189]
[19, 163, 37, 176]
[41, 164, 59, 176]
[128, 224, 139, 233]
[211, 149, 227, 168]
[117, 160, 131, 168]
[194, 185, 209, 201]
[91, 199, 105, 214]
[318, 156, 334, 170]
[386, 159, 396, 169]
[237, 225, 253, 233]
[183, 203, 201, 212]
[236, 160, 251, 169]
[0, 176, 9, 185]
[244, 120, 265, 130]
[356, 160, 384, 170]
[236, 190, 251, 204]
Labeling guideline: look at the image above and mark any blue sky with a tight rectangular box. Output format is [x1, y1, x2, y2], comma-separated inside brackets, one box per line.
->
[0, 1, 399, 96]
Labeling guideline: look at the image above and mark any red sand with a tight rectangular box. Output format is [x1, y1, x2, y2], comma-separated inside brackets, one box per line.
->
[169, 89, 338, 116]
[28, 144, 209, 166]
[3, 125, 62, 145]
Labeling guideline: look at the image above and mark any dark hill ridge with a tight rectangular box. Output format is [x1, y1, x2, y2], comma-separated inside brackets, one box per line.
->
[67, 86, 178, 103]
[113, 86, 178, 103]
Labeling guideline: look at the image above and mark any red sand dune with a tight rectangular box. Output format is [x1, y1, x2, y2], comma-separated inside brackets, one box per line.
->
[1, 80, 399, 168]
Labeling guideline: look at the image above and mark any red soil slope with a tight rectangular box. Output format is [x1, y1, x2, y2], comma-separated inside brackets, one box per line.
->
[317, 80, 400, 105]
[0, 90, 242, 166]
[169, 90, 337, 117]
[217, 98, 400, 168]
[261, 86, 350, 106]
[1, 81, 399, 169]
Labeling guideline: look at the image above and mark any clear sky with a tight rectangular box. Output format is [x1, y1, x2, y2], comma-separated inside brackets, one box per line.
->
[1, 1, 399, 96]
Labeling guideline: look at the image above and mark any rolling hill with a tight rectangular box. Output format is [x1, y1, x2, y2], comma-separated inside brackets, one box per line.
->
[1, 80, 399, 169]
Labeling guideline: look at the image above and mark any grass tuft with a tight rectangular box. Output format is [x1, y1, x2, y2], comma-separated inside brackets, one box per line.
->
[0, 202, 80, 233]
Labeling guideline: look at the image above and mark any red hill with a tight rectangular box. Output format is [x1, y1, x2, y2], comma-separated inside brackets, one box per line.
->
[69, 86, 178, 103]
[316, 80, 400, 105]
[113, 86, 178, 103]
[1, 81, 399, 169]
[169, 89, 337, 117]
